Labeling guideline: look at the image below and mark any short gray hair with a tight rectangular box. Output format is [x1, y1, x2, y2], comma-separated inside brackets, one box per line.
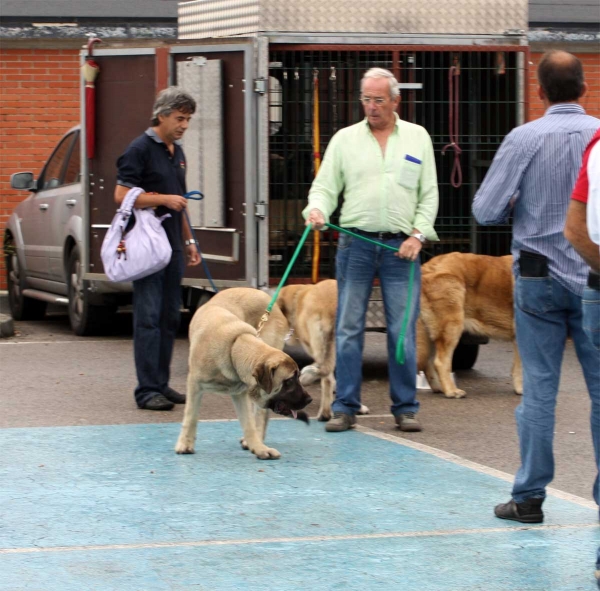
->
[151, 86, 196, 125]
[361, 68, 400, 99]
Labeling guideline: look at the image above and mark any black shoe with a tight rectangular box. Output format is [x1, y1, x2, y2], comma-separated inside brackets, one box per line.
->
[162, 387, 186, 404]
[494, 498, 544, 523]
[139, 394, 175, 411]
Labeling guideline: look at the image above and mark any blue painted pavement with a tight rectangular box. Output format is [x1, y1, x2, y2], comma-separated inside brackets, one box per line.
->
[0, 421, 597, 590]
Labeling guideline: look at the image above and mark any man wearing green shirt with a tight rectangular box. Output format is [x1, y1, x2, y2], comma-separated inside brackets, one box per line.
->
[304, 67, 439, 433]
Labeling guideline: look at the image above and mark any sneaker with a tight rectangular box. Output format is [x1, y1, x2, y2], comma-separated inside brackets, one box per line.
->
[325, 412, 356, 432]
[163, 387, 186, 404]
[139, 394, 175, 411]
[395, 412, 422, 432]
[494, 498, 544, 524]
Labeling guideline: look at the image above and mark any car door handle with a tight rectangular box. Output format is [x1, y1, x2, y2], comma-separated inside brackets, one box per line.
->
[65, 200, 77, 207]
[38, 204, 49, 211]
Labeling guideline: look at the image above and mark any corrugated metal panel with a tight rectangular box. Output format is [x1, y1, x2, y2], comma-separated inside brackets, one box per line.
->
[2, 0, 179, 18]
[179, 0, 528, 38]
[177, 58, 225, 227]
[530, 0, 600, 24]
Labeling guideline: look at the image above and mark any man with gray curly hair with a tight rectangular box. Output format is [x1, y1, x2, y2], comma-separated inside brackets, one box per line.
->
[304, 67, 439, 433]
[114, 86, 200, 411]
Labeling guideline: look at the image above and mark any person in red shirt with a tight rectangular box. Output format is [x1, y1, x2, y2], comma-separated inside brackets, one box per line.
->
[564, 127, 600, 587]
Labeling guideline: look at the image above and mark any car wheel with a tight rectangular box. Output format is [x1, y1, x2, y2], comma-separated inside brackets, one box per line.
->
[5, 238, 47, 321]
[67, 245, 116, 336]
[451, 342, 479, 371]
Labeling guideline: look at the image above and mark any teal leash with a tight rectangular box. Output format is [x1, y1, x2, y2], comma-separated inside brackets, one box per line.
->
[261, 222, 415, 366]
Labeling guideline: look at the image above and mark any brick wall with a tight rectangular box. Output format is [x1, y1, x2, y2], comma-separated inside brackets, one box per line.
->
[528, 51, 600, 120]
[0, 48, 80, 289]
[0, 47, 599, 291]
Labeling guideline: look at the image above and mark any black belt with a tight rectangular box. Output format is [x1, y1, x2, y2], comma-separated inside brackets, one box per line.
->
[350, 228, 409, 241]
[588, 271, 600, 291]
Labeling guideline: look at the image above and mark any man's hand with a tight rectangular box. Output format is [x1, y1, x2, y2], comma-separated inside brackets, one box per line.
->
[163, 194, 188, 212]
[305, 208, 326, 230]
[395, 237, 422, 262]
[186, 244, 201, 267]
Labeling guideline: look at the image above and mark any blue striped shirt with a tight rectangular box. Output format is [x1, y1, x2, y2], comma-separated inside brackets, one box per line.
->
[472, 104, 600, 295]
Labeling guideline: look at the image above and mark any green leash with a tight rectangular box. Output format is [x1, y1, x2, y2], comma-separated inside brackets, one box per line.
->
[261, 223, 415, 365]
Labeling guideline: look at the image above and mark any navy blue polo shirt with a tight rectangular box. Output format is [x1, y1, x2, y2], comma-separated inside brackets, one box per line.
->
[116, 128, 187, 251]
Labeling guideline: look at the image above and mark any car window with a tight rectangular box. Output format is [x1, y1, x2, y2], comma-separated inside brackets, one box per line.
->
[63, 135, 80, 185]
[39, 134, 75, 190]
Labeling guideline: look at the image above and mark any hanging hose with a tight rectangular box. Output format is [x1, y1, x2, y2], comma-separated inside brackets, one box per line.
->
[441, 64, 463, 189]
[311, 68, 321, 284]
[183, 190, 219, 293]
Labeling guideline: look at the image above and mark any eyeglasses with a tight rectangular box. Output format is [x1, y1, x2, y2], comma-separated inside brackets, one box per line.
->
[359, 96, 388, 106]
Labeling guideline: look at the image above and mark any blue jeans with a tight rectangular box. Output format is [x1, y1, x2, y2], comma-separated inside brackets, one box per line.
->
[582, 286, 600, 351]
[132, 251, 185, 406]
[333, 232, 421, 417]
[511, 274, 600, 505]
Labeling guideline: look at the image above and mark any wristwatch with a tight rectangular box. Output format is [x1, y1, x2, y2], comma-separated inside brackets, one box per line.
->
[185, 239, 197, 246]
[410, 232, 427, 244]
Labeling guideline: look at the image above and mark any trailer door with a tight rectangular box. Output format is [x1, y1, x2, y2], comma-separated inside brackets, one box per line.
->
[85, 43, 261, 290]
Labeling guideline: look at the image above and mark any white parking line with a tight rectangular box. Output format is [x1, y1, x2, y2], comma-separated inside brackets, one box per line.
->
[357, 425, 598, 510]
[0, 523, 594, 555]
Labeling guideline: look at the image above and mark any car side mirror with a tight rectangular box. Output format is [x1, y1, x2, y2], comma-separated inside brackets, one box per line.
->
[10, 172, 37, 191]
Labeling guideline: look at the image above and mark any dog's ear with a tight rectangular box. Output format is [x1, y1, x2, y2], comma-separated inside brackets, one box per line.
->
[253, 361, 277, 394]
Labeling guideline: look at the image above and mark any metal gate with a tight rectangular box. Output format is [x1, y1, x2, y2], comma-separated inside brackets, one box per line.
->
[267, 46, 527, 282]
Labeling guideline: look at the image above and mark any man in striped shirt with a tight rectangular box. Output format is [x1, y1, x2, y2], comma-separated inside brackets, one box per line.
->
[473, 51, 600, 527]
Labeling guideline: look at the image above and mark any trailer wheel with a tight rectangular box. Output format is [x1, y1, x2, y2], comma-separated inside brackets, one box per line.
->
[67, 246, 116, 336]
[451, 342, 480, 371]
[5, 236, 47, 321]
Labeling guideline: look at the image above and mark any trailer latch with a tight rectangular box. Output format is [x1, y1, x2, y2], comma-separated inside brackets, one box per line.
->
[254, 78, 268, 94]
[254, 202, 267, 218]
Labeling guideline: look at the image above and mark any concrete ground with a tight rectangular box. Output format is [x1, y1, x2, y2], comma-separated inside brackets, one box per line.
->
[1, 308, 597, 502]
[1, 307, 599, 590]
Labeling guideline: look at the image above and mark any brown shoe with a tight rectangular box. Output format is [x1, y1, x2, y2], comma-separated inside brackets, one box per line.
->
[395, 412, 422, 432]
[325, 412, 356, 432]
[494, 498, 544, 523]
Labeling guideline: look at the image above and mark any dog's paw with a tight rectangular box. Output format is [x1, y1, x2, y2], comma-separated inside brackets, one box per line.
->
[240, 437, 250, 450]
[317, 412, 331, 422]
[444, 389, 467, 399]
[175, 439, 196, 454]
[514, 389, 523, 396]
[252, 446, 281, 460]
[300, 365, 320, 386]
[357, 404, 370, 415]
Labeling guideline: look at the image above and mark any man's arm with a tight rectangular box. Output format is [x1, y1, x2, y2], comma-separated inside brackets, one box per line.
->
[472, 129, 528, 225]
[412, 132, 439, 241]
[302, 132, 344, 226]
[114, 184, 187, 211]
[564, 200, 600, 272]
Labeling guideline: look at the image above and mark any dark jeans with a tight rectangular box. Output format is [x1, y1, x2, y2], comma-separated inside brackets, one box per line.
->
[132, 251, 185, 406]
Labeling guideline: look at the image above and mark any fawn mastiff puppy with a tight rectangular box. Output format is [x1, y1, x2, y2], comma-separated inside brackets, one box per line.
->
[175, 288, 312, 460]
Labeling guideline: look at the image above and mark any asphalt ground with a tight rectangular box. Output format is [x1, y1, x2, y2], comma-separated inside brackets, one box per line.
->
[0, 306, 597, 503]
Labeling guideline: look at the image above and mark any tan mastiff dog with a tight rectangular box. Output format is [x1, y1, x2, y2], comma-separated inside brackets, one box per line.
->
[417, 252, 522, 398]
[277, 280, 369, 421]
[175, 288, 312, 460]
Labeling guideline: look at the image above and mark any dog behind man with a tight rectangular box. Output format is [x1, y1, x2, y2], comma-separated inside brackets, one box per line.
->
[277, 253, 521, 420]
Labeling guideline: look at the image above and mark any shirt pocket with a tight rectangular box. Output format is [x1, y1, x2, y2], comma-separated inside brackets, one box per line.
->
[397, 156, 422, 191]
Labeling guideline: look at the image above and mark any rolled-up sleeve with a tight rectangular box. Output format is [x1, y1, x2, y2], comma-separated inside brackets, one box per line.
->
[413, 132, 439, 241]
[473, 129, 527, 225]
[302, 132, 344, 223]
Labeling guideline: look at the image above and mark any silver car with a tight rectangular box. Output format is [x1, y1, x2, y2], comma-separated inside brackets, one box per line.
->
[4, 126, 121, 335]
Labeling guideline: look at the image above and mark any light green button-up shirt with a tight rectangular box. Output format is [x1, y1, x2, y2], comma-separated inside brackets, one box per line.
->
[303, 114, 439, 241]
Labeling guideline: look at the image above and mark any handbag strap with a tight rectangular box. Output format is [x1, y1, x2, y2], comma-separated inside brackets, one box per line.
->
[117, 187, 144, 219]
